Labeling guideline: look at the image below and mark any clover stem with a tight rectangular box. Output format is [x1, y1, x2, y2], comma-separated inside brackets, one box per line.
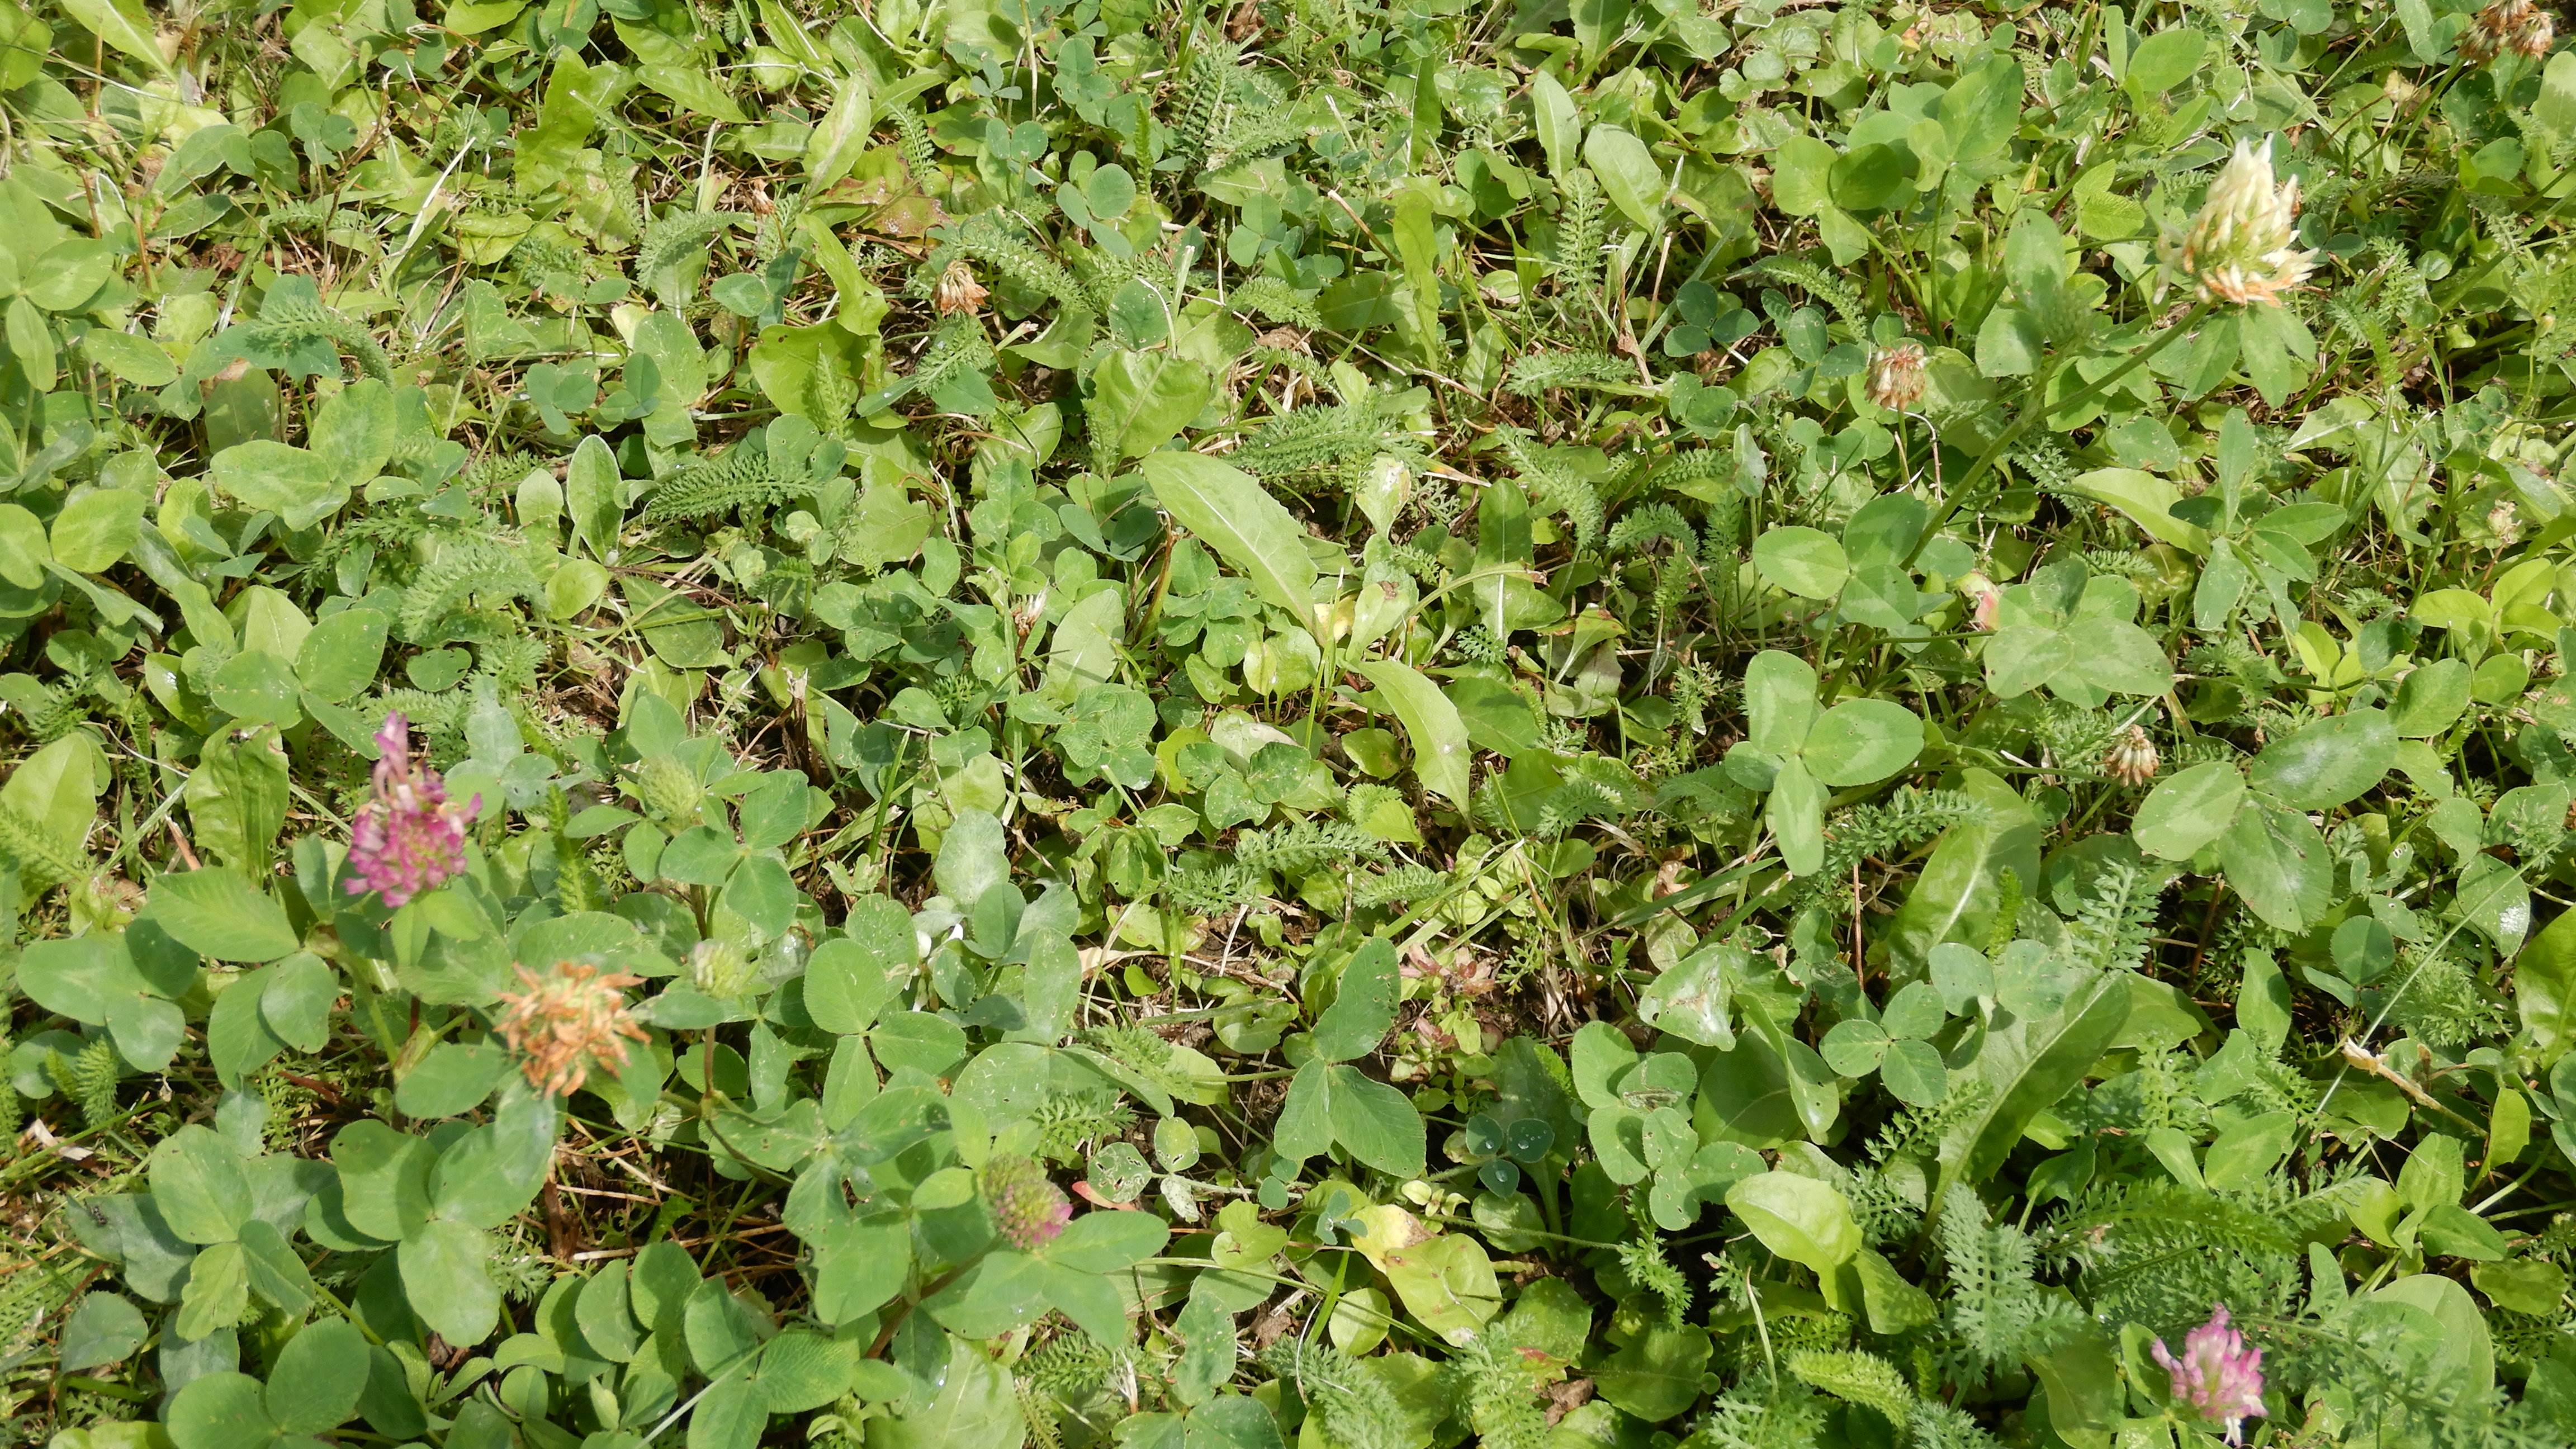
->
[1905, 300, 2214, 570]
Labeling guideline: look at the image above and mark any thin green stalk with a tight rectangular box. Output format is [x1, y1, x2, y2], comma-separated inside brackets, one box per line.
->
[1905, 300, 2216, 569]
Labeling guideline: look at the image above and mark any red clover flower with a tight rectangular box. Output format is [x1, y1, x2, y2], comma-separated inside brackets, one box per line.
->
[2150, 1305, 2266, 1445]
[980, 1155, 1073, 1251]
[345, 712, 477, 908]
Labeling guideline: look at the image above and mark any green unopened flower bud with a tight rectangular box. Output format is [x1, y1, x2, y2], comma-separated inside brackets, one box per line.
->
[689, 939, 757, 1001]
[2164, 138, 2316, 309]
[638, 755, 703, 823]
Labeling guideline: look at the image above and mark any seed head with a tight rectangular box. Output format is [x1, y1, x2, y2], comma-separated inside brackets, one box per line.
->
[346, 713, 477, 908]
[2104, 725, 2160, 787]
[2149, 1305, 2266, 1445]
[493, 960, 649, 1097]
[1865, 341, 1928, 411]
[2463, 0, 2554, 61]
[979, 1154, 1073, 1251]
[935, 261, 989, 316]
[2165, 138, 2317, 308]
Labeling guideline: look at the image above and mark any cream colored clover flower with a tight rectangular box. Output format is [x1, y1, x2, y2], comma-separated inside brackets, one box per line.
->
[934, 260, 989, 316]
[2164, 138, 2317, 308]
[1865, 342, 1928, 411]
[2103, 725, 2160, 787]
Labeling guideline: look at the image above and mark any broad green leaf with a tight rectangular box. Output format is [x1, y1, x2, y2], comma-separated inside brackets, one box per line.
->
[295, 608, 390, 703]
[1354, 659, 1470, 806]
[1940, 968, 2130, 1186]
[1091, 350, 1214, 461]
[149, 868, 300, 962]
[1312, 938, 1400, 1062]
[752, 1330, 864, 1414]
[805, 929, 907, 1036]
[1725, 1172, 1859, 1275]
[2368, 1275, 2494, 1398]
[1377, 1232, 1499, 1344]
[638, 64, 750, 122]
[1884, 769, 2037, 978]
[58, 0, 169, 72]
[17, 933, 135, 1024]
[149, 1125, 252, 1245]
[0, 503, 49, 588]
[2457, 854, 2532, 956]
[2060, 617, 2174, 697]
[934, 809, 1010, 907]
[2520, 907, 2576, 1061]
[212, 441, 349, 531]
[813, 1219, 912, 1324]
[566, 434, 624, 562]
[1802, 699, 1922, 787]
[2125, 27, 2207, 96]
[311, 378, 396, 480]
[177, 1240, 250, 1341]
[2250, 708, 2397, 810]
[1277, 1061, 1425, 1178]
[1767, 755, 1828, 877]
[2133, 762, 2246, 861]
[1829, 142, 1915, 212]
[267, 1319, 368, 1433]
[2390, 659, 2471, 737]
[400, 1219, 501, 1346]
[165, 1372, 274, 1449]
[1983, 623, 2074, 698]
[1938, 57, 2025, 158]
[50, 488, 145, 572]
[1594, 1325, 1712, 1421]
[1742, 650, 1819, 755]
[1531, 72, 1580, 177]
[2215, 794, 2339, 928]
[1750, 526, 1848, 600]
[1772, 135, 1835, 216]
[60, 1292, 148, 1370]
[868, 1337, 1025, 1449]
[1583, 124, 1665, 229]
[805, 74, 875, 193]
[1633, 939, 1737, 1048]
[1142, 452, 1322, 636]
[1039, 1210, 1172, 1272]
[2059, 468, 2209, 552]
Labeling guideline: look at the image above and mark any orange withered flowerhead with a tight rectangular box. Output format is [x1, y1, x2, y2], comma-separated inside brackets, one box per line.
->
[493, 960, 650, 1097]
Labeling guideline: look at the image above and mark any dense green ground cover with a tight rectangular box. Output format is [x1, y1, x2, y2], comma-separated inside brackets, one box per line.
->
[9, 0, 2576, 1443]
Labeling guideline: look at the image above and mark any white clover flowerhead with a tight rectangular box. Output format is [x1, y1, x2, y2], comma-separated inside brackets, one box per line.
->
[1865, 341, 1928, 411]
[2165, 138, 2317, 308]
[2103, 725, 2160, 787]
[934, 260, 989, 316]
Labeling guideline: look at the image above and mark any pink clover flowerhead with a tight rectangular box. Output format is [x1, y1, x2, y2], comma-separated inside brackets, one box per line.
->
[2150, 1304, 2267, 1445]
[345, 712, 478, 908]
